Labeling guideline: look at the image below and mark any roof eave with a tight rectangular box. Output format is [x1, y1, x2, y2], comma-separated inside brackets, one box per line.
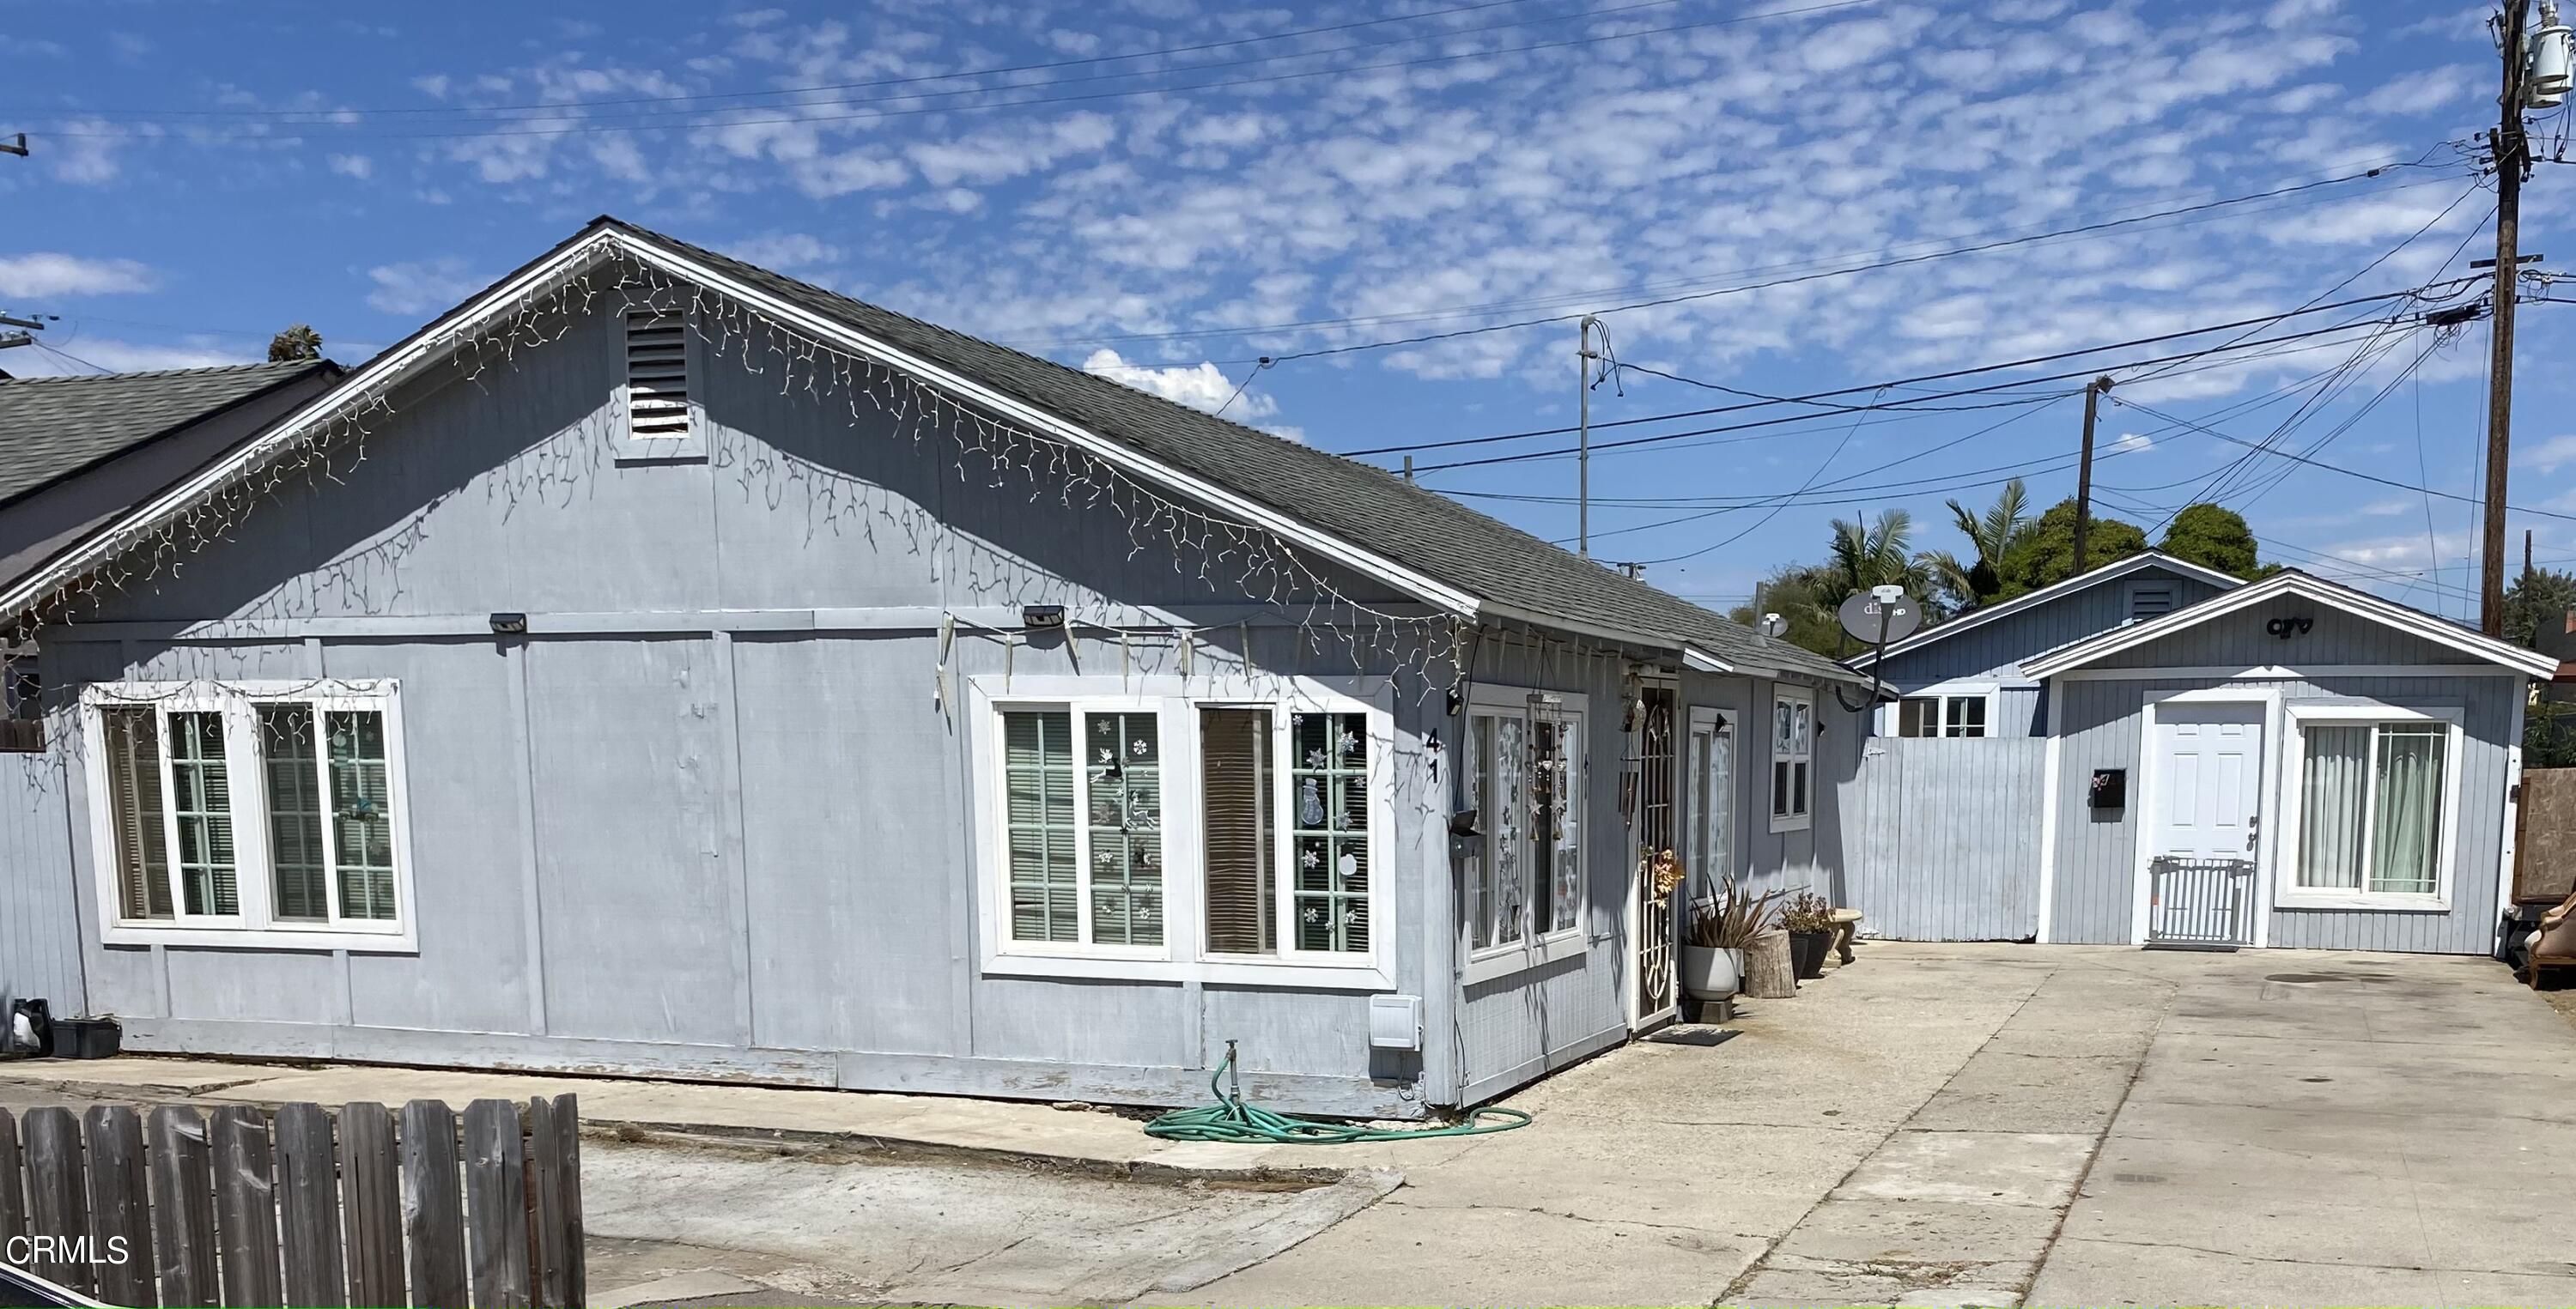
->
[1850, 552, 2246, 670]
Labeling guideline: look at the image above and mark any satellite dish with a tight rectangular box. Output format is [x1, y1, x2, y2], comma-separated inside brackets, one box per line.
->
[1837, 590, 1922, 646]
[1756, 613, 1789, 639]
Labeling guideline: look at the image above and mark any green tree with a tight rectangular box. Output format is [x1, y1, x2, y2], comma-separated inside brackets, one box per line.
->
[1728, 562, 1847, 657]
[2159, 503, 2264, 579]
[1921, 478, 2035, 612]
[1996, 498, 2147, 597]
[2504, 566, 2576, 650]
[267, 324, 323, 362]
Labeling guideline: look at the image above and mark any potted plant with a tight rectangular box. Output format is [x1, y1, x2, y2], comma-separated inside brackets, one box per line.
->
[1782, 890, 1837, 980]
[1681, 878, 1783, 1001]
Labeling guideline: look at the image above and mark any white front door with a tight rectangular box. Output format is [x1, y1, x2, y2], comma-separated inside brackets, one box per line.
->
[2154, 704, 2265, 861]
[2146, 702, 2265, 945]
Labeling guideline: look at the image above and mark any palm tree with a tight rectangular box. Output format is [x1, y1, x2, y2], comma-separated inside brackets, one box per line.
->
[1923, 479, 2033, 612]
[1826, 509, 1936, 605]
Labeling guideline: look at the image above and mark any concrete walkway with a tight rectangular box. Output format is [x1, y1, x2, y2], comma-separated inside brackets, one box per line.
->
[5, 943, 2571, 1307]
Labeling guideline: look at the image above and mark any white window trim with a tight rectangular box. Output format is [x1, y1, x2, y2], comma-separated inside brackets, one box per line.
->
[2272, 702, 2463, 913]
[965, 673, 1395, 991]
[81, 680, 419, 953]
[1770, 686, 1815, 833]
[1460, 684, 1590, 987]
[1881, 681, 2000, 738]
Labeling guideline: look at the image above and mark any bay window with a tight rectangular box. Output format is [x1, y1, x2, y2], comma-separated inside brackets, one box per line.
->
[1770, 688, 1814, 833]
[84, 682, 414, 949]
[1462, 688, 1586, 979]
[2281, 706, 2460, 908]
[977, 678, 1388, 984]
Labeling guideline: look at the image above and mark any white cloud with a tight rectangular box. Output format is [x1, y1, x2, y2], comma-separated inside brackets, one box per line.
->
[45, 118, 145, 185]
[725, 232, 843, 270]
[0, 253, 156, 298]
[1081, 348, 1280, 422]
[2110, 432, 2155, 455]
[326, 154, 374, 179]
[2358, 64, 2479, 115]
[3, 336, 248, 377]
[364, 258, 483, 316]
[2519, 434, 2576, 475]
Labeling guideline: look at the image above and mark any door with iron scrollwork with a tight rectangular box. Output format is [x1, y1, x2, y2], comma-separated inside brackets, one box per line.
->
[1630, 687, 1679, 1026]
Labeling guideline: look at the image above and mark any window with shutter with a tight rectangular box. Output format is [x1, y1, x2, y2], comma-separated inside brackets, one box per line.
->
[624, 312, 692, 439]
[84, 683, 415, 948]
[1200, 708, 1275, 954]
[1003, 711, 1078, 943]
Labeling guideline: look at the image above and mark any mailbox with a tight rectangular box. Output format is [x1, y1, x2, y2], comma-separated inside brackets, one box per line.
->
[2089, 768, 2127, 809]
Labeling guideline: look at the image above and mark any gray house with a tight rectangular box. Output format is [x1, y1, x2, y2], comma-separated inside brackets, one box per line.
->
[1843, 555, 2550, 954]
[0, 218, 1866, 1115]
[3, 361, 339, 994]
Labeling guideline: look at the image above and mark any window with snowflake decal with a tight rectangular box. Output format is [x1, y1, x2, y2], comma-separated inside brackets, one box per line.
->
[1000, 706, 1162, 947]
[1461, 688, 1589, 983]
[1290, 712, 1370, 953]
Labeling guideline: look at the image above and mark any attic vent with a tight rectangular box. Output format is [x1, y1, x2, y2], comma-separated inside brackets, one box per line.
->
[624, 311, 691, 439]
[2129, 585, 2177, 619]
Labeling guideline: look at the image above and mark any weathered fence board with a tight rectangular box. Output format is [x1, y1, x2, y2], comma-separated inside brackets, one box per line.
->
[2516, 767, 2576, 903]
[2, 1094, 580, 1307]
[464, 1099, 532, 1309]
[148, 1106, 220, 1309]
[22, 1106, 88, 1293]
[401, 1100, 468, 1309]
[213, 1106, 284, 1308]
[338, 1103, 404, 1309]
[0, 1109, 26, 1256]
[84, 1106, 155, 1307]
[1849, 736, 2048, 942]
[276, 1101, 348, 1307]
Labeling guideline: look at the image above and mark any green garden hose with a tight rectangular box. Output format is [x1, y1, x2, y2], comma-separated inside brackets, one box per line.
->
[1143, 1042, 1532, 1143]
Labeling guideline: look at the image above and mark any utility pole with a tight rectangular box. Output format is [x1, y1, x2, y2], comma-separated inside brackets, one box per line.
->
[2072, 375, 2114, 574]
[1577, 315, 1602, 556]
[0, 134, 27, 158]
[0, 313, 44, 354]
[2484, 2, 2535, 635]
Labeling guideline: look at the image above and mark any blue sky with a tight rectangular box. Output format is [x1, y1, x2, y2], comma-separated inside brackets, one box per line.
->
[1, 0, 2567, 623]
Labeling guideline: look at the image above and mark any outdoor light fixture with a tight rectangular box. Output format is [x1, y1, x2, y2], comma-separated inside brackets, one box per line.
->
[489, 612, 527, 634]
[1022, 604, 1066, 630]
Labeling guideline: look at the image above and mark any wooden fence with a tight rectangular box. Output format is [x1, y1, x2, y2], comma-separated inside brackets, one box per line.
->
[1847, 736, 2049, 942]
[0, 1095, 582, 1308]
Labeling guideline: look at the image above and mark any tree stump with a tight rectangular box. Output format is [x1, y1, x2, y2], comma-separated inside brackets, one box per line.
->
[1744, 931, 1797, 999]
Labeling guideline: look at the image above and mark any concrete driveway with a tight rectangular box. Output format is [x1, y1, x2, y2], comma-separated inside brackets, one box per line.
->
[1151, 942, 2576, 1308]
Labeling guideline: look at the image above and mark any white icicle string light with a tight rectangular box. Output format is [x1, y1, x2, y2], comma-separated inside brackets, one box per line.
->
[2, 237, 1487, 747]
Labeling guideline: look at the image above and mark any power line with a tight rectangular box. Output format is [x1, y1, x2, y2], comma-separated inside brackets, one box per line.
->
[1267, 162, 2448, 367]
[1333, 282, 2472, 462]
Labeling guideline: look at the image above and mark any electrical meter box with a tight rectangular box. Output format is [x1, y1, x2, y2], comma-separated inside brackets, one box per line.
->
[1368, 994, 1422, 1051]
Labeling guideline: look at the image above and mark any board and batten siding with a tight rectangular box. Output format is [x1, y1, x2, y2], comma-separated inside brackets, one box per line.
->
[1848, 736, 2045, 941]
[38, 301, 1482, 1115]
[0, 747, 84, 1020]
[2046, 669, 2518, 954]
[1870, 563, 2231, 738]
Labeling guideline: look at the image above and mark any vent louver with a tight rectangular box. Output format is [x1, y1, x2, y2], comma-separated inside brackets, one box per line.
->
[624, 312, 690, 438]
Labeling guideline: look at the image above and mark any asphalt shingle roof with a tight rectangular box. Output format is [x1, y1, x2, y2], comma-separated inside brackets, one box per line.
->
[612, 220, 1858, 684]
[0, 361, 332, 505]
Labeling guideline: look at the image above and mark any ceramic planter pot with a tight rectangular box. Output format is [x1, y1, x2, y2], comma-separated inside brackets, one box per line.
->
[1679, 944, 1744, 1000]
[1789, 929, 1832, 980]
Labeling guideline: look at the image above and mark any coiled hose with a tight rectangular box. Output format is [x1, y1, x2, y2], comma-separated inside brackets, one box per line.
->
[1143, 1042, 1532, 1143]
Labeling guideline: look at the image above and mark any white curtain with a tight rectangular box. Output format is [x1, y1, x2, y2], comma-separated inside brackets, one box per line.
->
[2369, 728, 2445, 894]
[2297, 726, 2369, 890]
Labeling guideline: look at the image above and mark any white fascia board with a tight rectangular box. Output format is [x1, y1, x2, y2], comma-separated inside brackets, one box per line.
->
[1, 226, 1491, 631]
[2021, 571, 2557, 680]
[1682, 646, 1734, 674]
[1848, 552, 2245, 671]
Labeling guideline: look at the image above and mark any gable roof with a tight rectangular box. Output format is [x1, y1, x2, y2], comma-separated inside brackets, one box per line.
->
[0, 361, 336, 506]
[2019, 568, 2557, 679]
[1848, 551, 2244, 671]
[0, 217, 1859, 685]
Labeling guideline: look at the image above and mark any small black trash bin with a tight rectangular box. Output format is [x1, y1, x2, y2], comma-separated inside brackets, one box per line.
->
[51, 1016, 120, 1059]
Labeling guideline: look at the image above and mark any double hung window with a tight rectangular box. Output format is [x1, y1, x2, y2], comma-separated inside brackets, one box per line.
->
[1896, 693, 1988, 738]
[86, 682, 413, 949]
[1462, 691, 1586, 973]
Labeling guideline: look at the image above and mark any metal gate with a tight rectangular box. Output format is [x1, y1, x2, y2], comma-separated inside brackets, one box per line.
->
[2146, 856, 2254, 948]
[1630, 688, 1677, 1023]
